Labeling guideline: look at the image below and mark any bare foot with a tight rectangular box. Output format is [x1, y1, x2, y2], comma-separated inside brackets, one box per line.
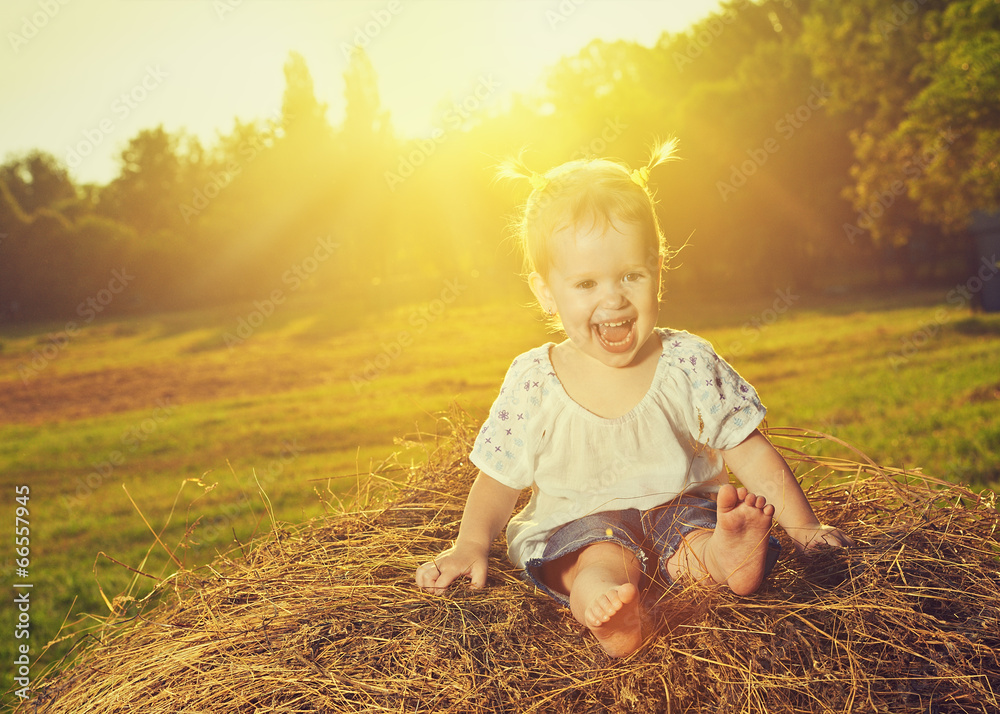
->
[583, 582, 642, 657]
[702, 484, 775, 595]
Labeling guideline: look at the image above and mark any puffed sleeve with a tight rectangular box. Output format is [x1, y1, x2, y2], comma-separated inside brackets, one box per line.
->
[663, 331, 766, 450]
[469, 352, 544, 490]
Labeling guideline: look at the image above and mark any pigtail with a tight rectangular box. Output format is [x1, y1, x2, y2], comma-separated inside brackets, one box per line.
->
[629, 136, 680, 191]
[495, 151, 550, 193]
[495, 136, 681, 283]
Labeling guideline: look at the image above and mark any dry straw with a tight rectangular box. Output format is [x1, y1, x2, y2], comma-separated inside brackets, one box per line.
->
[16, 411, 1000, 713]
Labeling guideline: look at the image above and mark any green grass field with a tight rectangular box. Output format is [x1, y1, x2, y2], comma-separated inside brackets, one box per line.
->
[2, 284, 999, 702]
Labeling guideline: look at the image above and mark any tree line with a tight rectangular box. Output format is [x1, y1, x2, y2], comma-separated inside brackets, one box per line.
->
[1, 0, 996, 322]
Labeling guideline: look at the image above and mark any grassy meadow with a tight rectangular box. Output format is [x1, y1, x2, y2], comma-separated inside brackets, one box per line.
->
[2, 282, 999, 701]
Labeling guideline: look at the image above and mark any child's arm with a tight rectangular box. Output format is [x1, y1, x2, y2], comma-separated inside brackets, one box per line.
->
[415, 470, 521, 594]
[722, 429, 854, 552]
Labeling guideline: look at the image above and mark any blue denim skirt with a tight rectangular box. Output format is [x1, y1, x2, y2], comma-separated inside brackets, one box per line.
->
[523, 494, 781, 606]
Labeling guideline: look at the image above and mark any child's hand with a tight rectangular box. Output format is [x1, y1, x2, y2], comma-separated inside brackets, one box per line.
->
[414, 542, 490, 594]
[794, 524, 855, 553]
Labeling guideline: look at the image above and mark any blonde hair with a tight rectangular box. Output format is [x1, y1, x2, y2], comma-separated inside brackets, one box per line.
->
[497, 138, 679, 279]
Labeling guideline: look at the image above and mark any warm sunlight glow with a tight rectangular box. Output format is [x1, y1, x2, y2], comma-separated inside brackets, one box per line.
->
[3, 0, 999, 702]
[0, 0, 724, 184]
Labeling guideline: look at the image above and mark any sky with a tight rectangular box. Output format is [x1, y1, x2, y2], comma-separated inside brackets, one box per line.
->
[0, 0, 725, 186]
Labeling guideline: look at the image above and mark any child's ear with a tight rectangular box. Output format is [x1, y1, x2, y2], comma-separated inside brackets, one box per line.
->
[528, 271, 555, 314]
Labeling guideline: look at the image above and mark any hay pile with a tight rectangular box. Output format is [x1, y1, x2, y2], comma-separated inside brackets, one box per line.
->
[18, 416, 1000, 713]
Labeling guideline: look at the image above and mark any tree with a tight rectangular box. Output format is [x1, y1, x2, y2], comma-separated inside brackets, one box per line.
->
[900, 0, 1000, 230]
[342, 46, 390, 145]
[281, 51, 330, 146]
[101, 126, 184, 236]
[803, 0, 999, 252]
[0, 178, 32, 320]
[634, 0, 857, 293]
[0, 150, 76, 214]
[333, 47, 397, 287]
[0, 180, 78, 318]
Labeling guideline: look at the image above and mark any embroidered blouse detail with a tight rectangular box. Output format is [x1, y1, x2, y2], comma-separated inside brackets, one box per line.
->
[470, 328, 766, 569]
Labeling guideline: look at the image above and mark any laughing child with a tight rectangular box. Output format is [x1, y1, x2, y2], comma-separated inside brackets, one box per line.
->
[414, 139, 853, 657]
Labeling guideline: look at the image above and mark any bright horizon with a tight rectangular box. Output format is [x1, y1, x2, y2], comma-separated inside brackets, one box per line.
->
[0, 0, 725, 186]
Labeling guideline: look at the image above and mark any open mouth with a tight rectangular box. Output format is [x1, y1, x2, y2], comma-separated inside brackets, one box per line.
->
[594, 318, 636, 353]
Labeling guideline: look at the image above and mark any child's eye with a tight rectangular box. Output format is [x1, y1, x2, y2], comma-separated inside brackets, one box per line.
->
[623, 272, 644, 283]
[575, 280, 596, 290]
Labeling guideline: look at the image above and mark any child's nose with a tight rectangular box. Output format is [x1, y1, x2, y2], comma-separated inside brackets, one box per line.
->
[600, 283, 629, 308]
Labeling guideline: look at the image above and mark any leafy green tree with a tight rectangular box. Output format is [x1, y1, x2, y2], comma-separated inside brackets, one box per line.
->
[803, 0, 999, 255]
[0, 195, 77, 317]
[901, 0, 1000, 230]
[100, 126, 185, 237]
[623, 0, 856, 293]
[281, 51, 330, 145]
[0, 178, 32, 319]
[0, 150, 76, 214]
[272, 51, 337, 263]
[0, 156, 145, 320]
[342, 46, 391, 146]
[331, 47, 397, 289]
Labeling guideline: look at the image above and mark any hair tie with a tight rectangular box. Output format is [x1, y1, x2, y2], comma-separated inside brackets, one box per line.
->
[629, 166, 650, 190]
[529, 172, 549, 192]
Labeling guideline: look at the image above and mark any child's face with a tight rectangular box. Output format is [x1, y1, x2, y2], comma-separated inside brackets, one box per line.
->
[530, 218, 662, 369]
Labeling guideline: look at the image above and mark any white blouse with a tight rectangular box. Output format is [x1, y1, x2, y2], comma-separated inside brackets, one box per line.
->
[470, 328, 767, 569]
